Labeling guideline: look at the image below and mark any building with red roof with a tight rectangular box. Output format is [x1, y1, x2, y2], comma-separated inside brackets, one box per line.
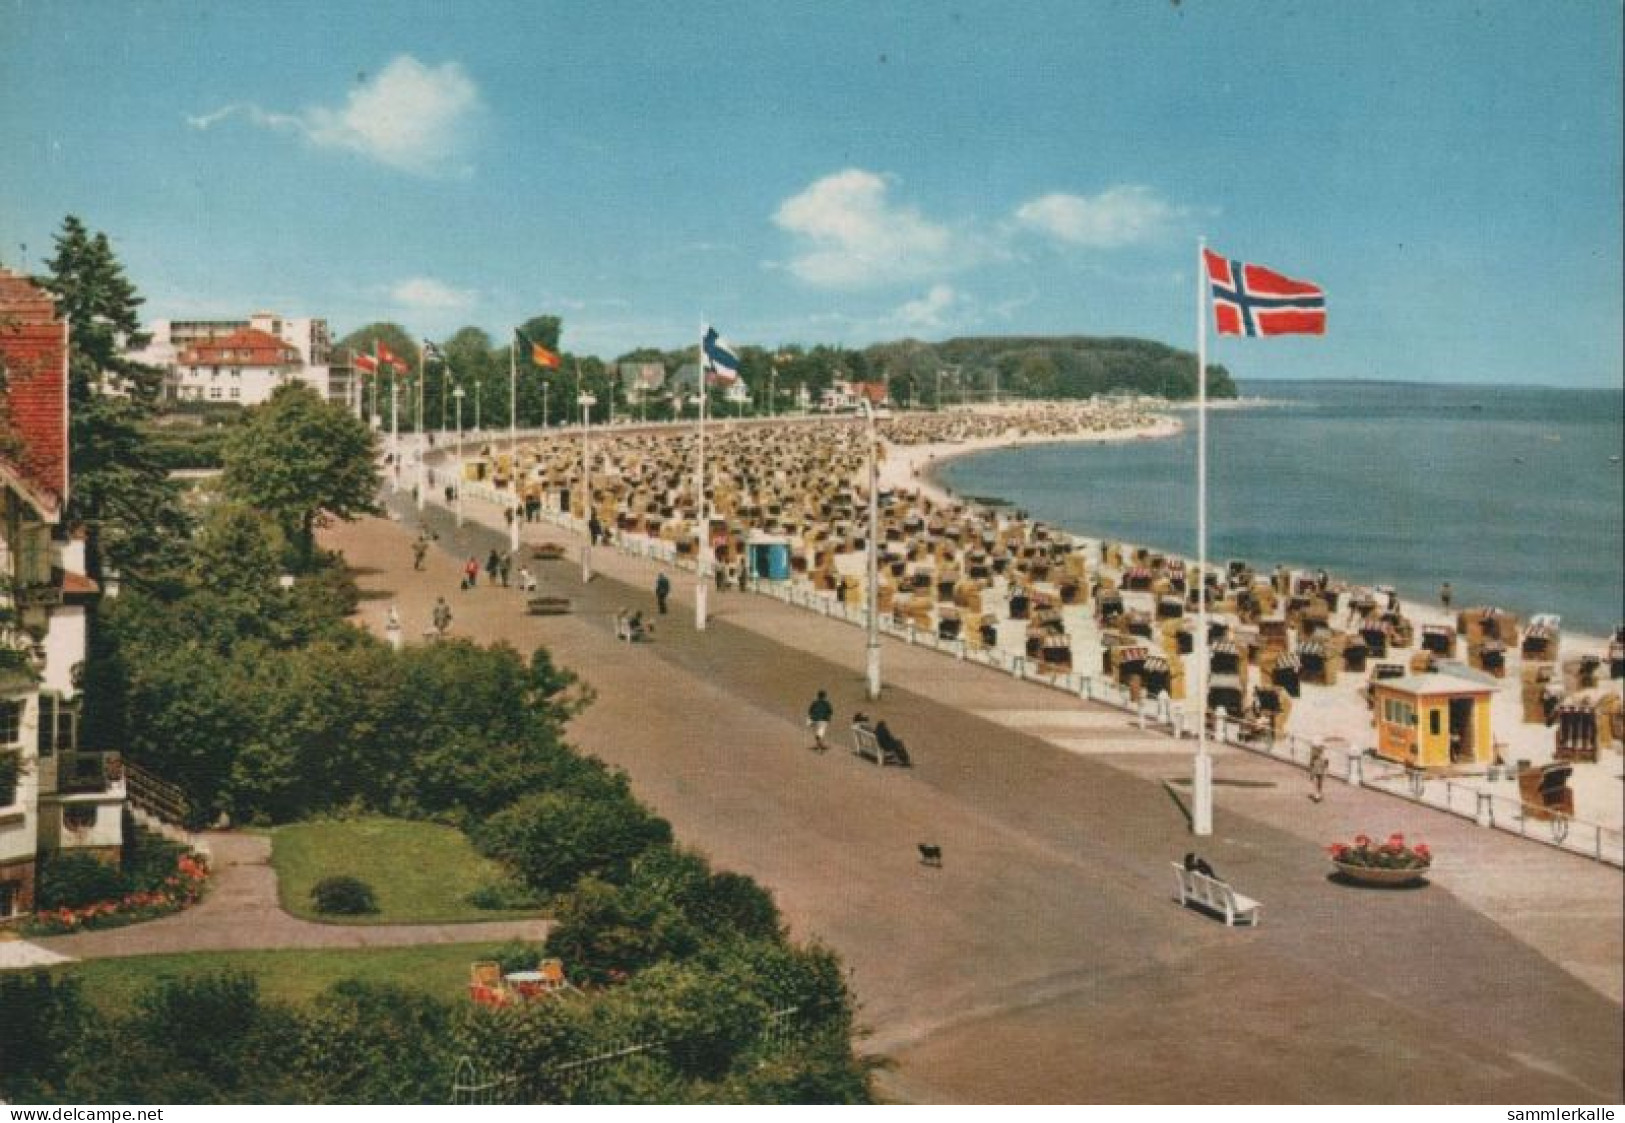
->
[0, 269, 124, 922]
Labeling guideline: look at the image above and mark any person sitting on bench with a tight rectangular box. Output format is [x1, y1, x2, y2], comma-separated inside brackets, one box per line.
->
[875, 720, 911, 767]
[627, 611, 650, 642]
[1183, 852, 1219, 880]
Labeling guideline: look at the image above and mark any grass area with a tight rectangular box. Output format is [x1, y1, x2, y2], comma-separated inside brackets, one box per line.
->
[270, 817, 540, 925]
[47, 942, 527, 1015]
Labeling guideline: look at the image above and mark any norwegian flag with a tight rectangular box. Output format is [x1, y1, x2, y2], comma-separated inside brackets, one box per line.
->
[1204, 249, 1325, 337]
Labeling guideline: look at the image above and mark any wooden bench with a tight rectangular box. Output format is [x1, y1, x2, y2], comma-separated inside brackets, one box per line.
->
[526, 596, 572, 616]
[851, 724, 905, 766]
[1170, 863, 1262, 927]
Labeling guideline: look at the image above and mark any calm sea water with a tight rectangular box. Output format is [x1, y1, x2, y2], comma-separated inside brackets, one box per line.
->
[937, 381, 1624, 637]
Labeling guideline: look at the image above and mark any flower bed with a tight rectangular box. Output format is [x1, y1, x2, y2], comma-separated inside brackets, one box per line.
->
[1327, 833, 1431, 885]
[26, 852, 209, 935]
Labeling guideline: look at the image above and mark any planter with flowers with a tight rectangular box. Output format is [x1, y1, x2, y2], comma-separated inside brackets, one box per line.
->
[1327, 833, 1432, 886]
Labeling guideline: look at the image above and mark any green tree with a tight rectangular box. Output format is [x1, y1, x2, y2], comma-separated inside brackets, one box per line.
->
[39, 215, 190, 581]
[221, 383, 379, 567]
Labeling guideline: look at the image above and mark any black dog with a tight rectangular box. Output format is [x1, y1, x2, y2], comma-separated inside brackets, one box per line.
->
[917, 843, 942, 868]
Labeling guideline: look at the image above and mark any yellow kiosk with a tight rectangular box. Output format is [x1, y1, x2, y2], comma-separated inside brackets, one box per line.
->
[1371, 670, 1496, 768]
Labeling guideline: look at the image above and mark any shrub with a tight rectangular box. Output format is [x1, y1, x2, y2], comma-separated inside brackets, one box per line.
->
[475, 790, 672, 895]
[466, 877, 544, 912]
[309, 875, 378, 915]
[36, 851, 128, 910]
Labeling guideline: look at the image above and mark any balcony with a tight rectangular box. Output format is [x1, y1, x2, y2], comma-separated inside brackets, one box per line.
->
[49, 750, 125, 797]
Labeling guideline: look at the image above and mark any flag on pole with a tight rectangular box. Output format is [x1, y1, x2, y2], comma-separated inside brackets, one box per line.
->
[1203, 250, 1326, 337]
[422, 340, 446, 364]
[352, 352, 379, 374]
[376, 341, 408, 374]
[701, 325, 741, 385]
[516, 329, 562, 370]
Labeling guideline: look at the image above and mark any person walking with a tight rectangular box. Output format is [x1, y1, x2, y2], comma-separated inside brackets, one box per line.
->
[485, 549, 500, 584]
[655, 571, 671, 614]
[1309, 741, 1329, 802]
[432, 596, 452, 638]
[498, 553, 512, 588]
[807, 689, 834, 752]
[412, 537, 428, 571]
[385, 603, 403, 652]
[463, 556, 479, 590]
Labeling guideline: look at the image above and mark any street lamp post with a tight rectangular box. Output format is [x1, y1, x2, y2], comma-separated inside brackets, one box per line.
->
[579, 393, 596, 583]
[452, 385, 466, 528]
[860, 399, 881, 700]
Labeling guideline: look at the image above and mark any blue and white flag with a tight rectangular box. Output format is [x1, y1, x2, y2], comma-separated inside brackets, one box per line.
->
[701, 325, 741, 385]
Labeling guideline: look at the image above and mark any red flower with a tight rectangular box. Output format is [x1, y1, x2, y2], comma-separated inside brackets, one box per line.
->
[1353, 834, 1371, 847]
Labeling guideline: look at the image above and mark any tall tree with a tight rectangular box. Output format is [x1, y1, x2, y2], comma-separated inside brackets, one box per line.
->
[220, 383, 379, 568]
[39, 215, 190, 581]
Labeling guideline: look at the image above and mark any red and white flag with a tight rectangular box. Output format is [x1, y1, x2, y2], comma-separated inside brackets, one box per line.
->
[353, 352, 379, 374]
[1204, 249, 1325, 337]
[375, 341, 408, 374]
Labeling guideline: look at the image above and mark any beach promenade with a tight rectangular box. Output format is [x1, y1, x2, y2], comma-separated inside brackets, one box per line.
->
[345, 484, 1623, 1104]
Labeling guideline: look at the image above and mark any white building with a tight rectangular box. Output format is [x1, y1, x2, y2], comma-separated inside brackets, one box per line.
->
[134, 312, 344, 406]
[0, 270, 122, 922]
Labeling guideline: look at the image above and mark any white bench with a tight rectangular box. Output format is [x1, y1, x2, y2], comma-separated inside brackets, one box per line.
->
[1171, 863, 1262, 927]
[851, 724, 904, 766]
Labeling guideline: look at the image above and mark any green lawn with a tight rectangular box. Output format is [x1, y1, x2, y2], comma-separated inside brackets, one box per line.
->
[270, 817, 540, 924]
[49, 942, 525, 1015]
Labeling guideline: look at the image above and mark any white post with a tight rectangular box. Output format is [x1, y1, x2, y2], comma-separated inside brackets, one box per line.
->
[1193, 236, 1214, 837]
[862, 400, 881, 700]
[695, 324, 709, 631]
[389, 372, 400, 493]
[416, 348, 427, 512]
[580, 393, 595, 583]
[453, 385, 465, 528]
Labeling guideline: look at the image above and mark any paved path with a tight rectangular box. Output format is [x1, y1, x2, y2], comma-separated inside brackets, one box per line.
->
[32, 832, 544, 959]
[336, 487, 1620, 1104]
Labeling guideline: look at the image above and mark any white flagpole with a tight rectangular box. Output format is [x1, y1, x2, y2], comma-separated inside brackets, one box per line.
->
[695, 321, 709, 631]
[509, 336, 521, 552]
[389, 354, 400, 493]
[416, 347, 426, 512]
[1193, 237, 1214, 837]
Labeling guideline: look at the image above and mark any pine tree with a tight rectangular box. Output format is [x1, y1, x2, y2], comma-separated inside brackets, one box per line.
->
[39, 215, 190, 582]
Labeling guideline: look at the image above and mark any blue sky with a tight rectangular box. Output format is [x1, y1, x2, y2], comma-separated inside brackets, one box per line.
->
[2, 1, 1619, 385]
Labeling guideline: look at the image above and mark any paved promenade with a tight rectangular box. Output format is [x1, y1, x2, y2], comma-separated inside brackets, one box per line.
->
[341, 485, 1621, 1104]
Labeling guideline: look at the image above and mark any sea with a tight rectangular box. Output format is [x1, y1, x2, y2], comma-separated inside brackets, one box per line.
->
[935, 381, 1624, 639]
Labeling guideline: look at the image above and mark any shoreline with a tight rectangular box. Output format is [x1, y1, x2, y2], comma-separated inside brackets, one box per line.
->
[898, 413, 1616, 651]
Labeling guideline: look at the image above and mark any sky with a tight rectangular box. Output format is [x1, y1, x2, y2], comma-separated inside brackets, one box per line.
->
[1, 0, 1620, 386]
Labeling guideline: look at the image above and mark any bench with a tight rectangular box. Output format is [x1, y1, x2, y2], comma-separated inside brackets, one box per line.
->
[526, 597, 572, 616]
[1170, 863, 1262, 927]
[851, 724, 905, 766]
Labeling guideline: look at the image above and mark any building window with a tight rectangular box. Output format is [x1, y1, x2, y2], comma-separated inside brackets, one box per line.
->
[229, 387, 241, 400]
[209, 386, 222, 400]
[0, 881, 18, 919]
[63, 805, 97, 833]
[36, 693, 78, 758]
[0, 699, 24, 746]
[1429, 709, 1442, 737]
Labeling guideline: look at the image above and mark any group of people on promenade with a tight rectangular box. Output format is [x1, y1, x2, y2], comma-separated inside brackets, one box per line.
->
[806, 688, 911, 766]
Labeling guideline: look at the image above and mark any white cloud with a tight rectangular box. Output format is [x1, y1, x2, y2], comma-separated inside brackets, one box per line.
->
[389, 277, 477, 312]
[893, 284, 961, 330]
[773, 169, 960, 289]
[1013, 186, 1182, 248]
[188, 56, 481, 176]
